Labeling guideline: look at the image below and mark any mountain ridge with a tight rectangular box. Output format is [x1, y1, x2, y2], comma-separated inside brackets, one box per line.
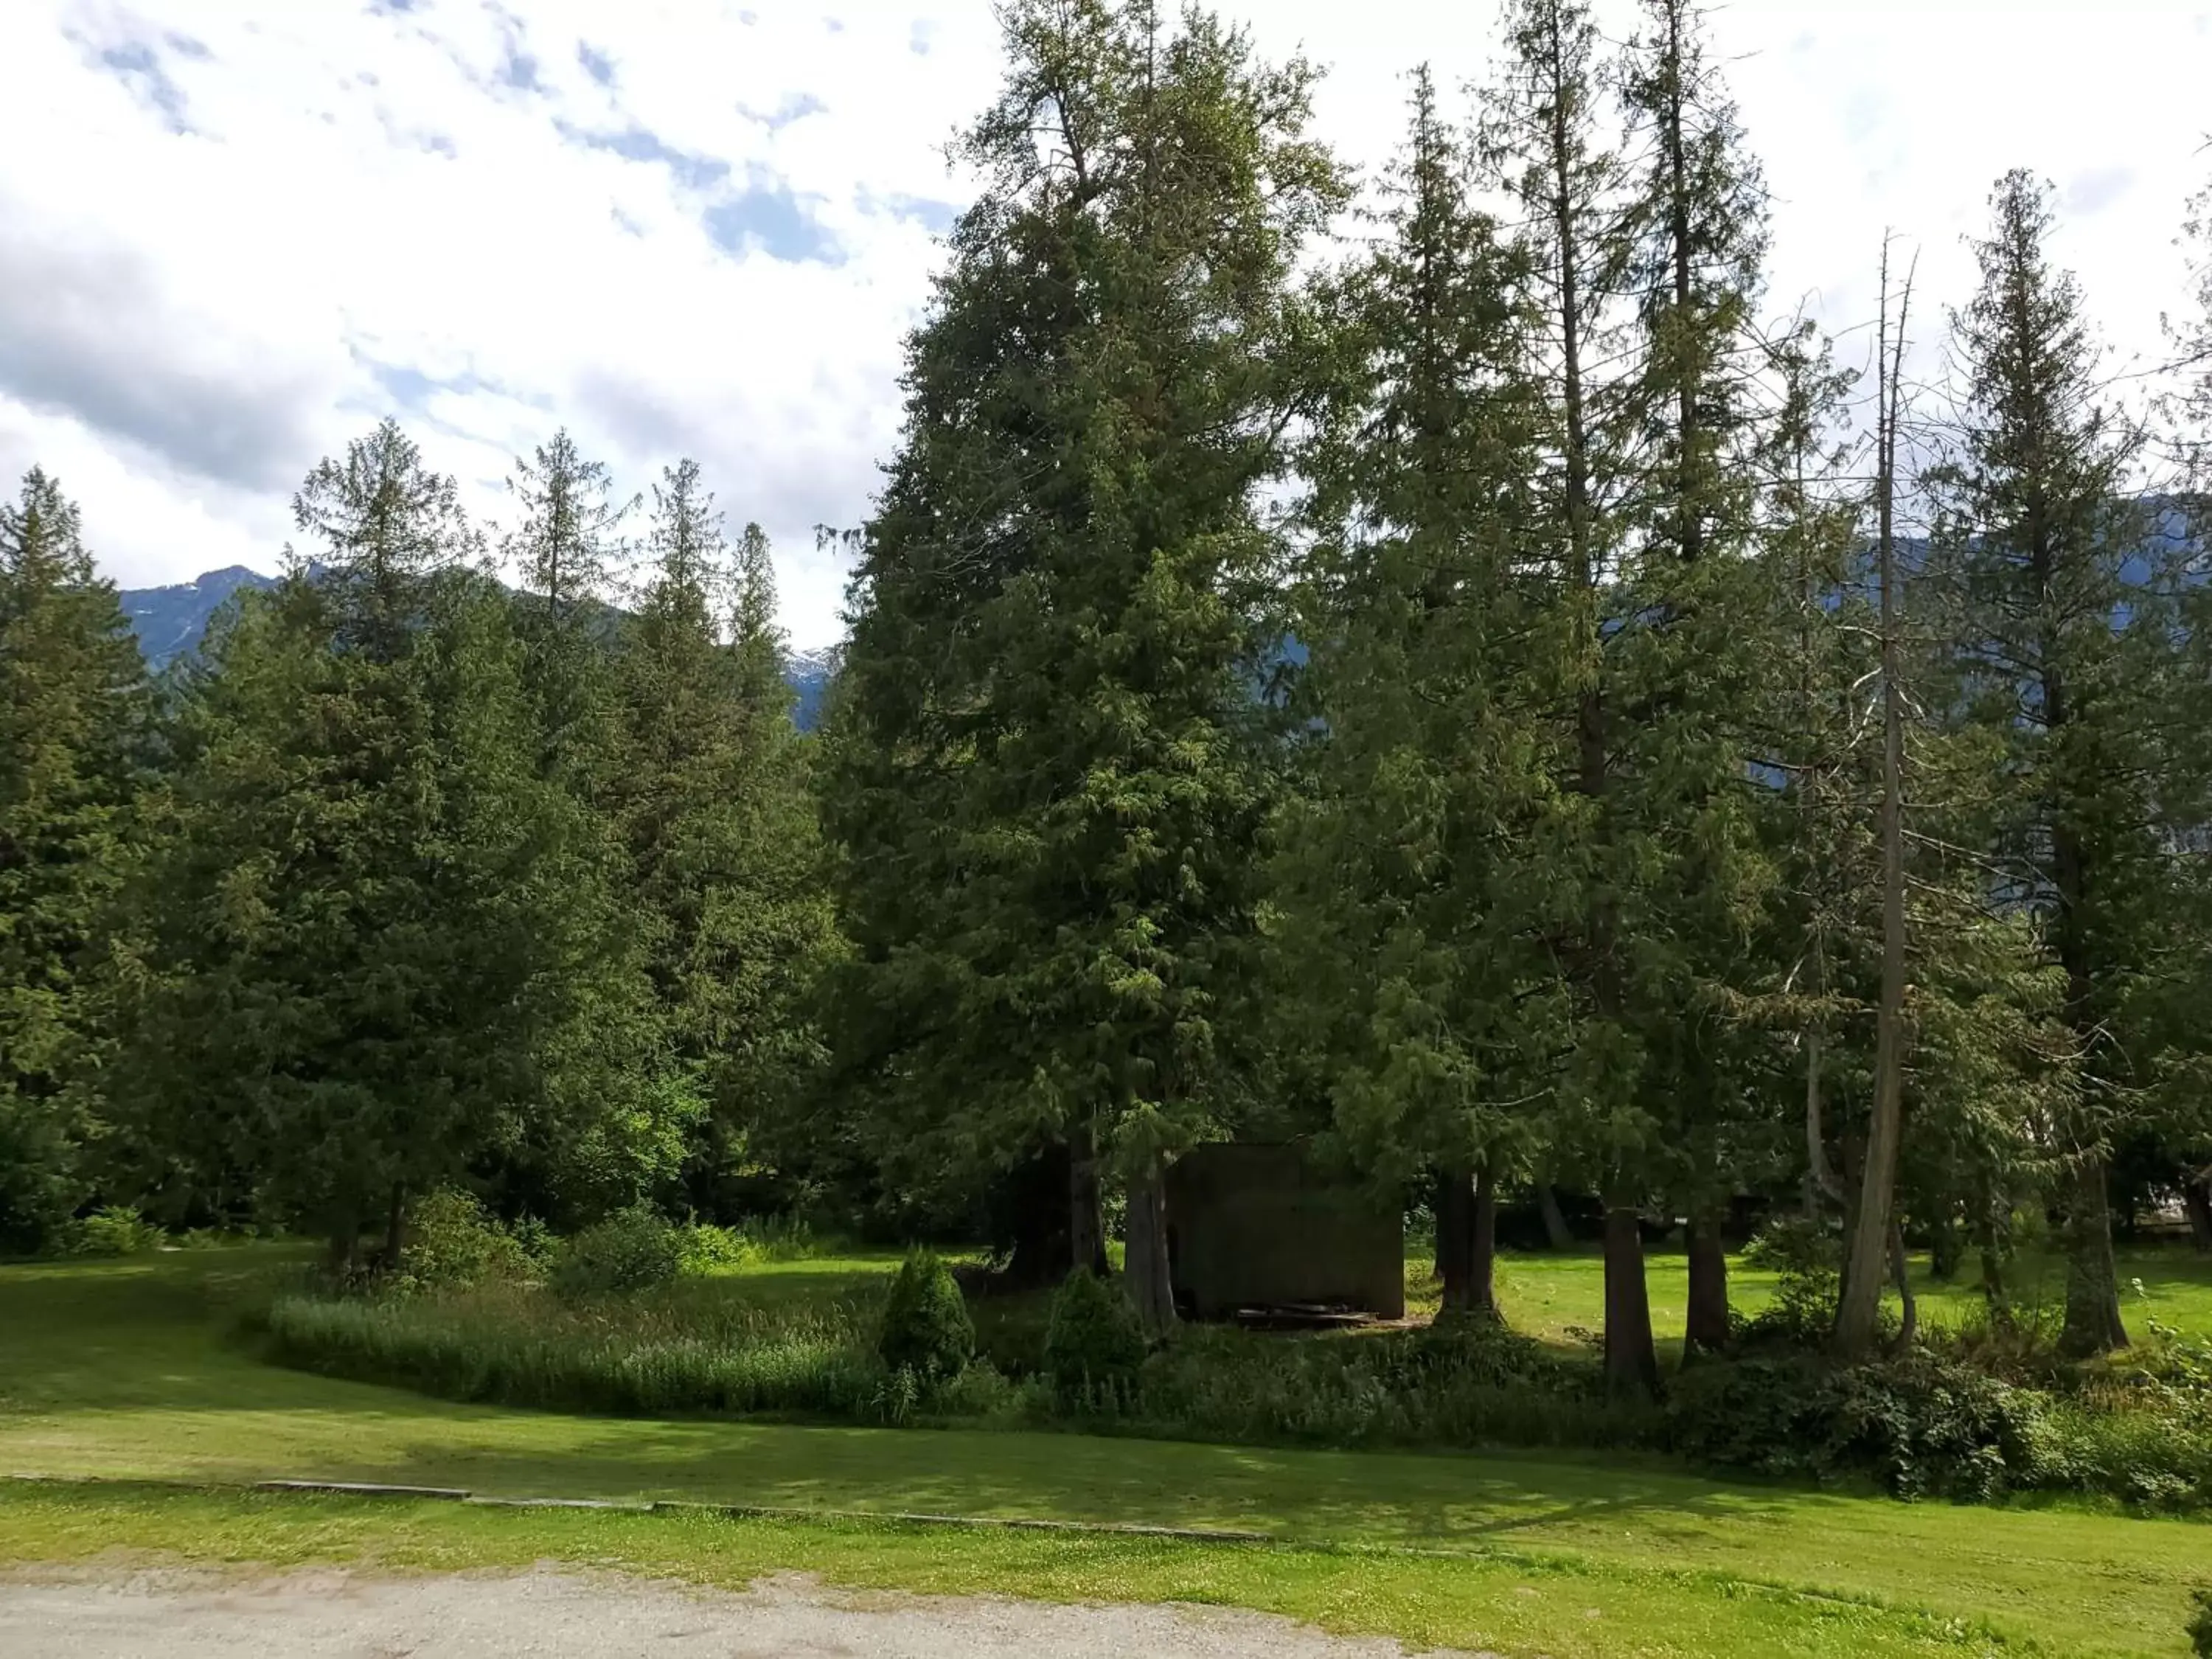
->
[116, 566, 839, 731]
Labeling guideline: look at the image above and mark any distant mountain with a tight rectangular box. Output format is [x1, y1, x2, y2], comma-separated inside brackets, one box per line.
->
[119, 566, 281, 669]
[117, 568, 840, 733]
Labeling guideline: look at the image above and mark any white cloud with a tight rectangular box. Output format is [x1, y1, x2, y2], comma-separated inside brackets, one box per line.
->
[0, 0, 2205, 647]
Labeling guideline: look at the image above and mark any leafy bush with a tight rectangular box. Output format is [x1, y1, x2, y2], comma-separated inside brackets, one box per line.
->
[396, 1190, 538, 1293]
[52, 1206, 164, 1258]
[550, 1206, 683, 1300]
[1043, 1270, 1147, 1409]
[2188, 1587, 2212, 1658]
[1670, 1350, 2043, 1500]
[675, 1221, 754, 1276]
[875, 1249, 974, 1382]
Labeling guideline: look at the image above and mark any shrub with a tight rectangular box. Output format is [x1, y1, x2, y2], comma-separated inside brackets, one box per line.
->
[2188, 1587, 2212, 1658]
[1669, 1350, 2039, 1500]
[1043, 1269, 1147, 1409]
[54, 1206, 164, 1258]
[397, 1191, 536, 1293]
[550, 1206, 683, 1300]
[875, 1249, 974, 1382]
[675, 1221, 754, 1276]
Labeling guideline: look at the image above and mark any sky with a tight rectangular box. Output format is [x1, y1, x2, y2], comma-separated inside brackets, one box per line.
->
[1, 0, 2207, 650]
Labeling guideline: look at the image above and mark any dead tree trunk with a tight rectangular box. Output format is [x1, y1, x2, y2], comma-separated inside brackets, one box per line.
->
[1838, 239, 1915, 1360]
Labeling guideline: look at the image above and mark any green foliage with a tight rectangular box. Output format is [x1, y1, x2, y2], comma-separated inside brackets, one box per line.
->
[109, 424, 683, 1259]
[395, 1191, 542, 1293]
[1042, 1270, 1147, 1409]
[2188, 1587, 2212, 1658]
[0, 469, 150, 1254]
[550, 1206, 684, 1301]
[49, 1205, 164, 1258]
[264, 1281, 881, 1420]
[612, 465, 834, 1218]
[821, 0, 1347, 1236]
[874, 1250, 974, 1382]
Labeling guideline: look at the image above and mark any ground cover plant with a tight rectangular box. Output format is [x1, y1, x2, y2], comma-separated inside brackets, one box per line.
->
[5, 1251, 2212, 1656]
[241, 1200, 2212, 1514]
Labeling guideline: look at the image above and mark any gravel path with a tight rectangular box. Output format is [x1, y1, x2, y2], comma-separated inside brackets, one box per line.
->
[0, 1564, 1492, 1658]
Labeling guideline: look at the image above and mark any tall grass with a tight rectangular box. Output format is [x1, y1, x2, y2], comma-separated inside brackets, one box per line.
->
[264, 1279, 888, 1420]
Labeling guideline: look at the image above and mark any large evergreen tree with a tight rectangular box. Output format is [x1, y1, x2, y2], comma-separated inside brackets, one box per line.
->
[615, 463, 834, 1217]
[1276, 67, 1561, 1319]
[0, 470, 150, 1251]
[824, 0, 1344, 1329]
[112, 424, 667, 1265]
[1928, 171, 2188, 1354]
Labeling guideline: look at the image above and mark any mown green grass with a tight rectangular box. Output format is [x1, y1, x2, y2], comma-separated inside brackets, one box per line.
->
[0, 1481, 2029, 1659]
[1444, 1243, 2212, 1355]
[2, 1251, 2209, 1655]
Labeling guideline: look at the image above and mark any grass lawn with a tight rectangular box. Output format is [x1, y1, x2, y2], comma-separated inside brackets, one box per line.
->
[1416, 1242, 2212, 1356]
[2, 1251, 2209, 1655]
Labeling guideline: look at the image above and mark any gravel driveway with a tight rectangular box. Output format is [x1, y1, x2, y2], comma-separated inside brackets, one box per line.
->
[0, 1565, 1492, 1658]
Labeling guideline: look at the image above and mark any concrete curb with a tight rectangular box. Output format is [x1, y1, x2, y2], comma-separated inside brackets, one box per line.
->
[7, 1475, 1271, 1547]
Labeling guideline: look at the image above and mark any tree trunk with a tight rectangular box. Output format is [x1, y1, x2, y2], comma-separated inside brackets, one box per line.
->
[1928, 1211, 1962, 1281]
[1837, 242, 1914, 1362]
[1602, 1202, 1660, 1400]
[2185, 1178, 2212, 1256]
[1068, 1124, 1106, 1279]
[1436, 1166, 1475, 1313]
[1537, 1182, 1573, 1251]
[2059, 1155, 2129, 1357]
[324, 1201, 361, 1281]
[1683, 1213, 1731, 1358]
[382, 1183, 408, 1277]
[1802, 1026, 1833, 1220]
[1123, 1157, 1177, 1336]
[1471, 1164, 1498, 1317]
[1888, 1218, 1918, 1350]
[1975, 1178, 2014, 1329]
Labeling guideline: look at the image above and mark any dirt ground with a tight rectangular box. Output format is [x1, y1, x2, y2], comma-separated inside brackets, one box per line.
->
[0, 1563, 1491, 1658]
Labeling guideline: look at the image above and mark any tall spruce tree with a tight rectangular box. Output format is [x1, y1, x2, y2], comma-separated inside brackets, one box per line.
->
[824, 0, 1344, 1329]
[615, 464, 833, 1216]
[1611, 0, 1780, 1357]
[0, 470, 150, 1251]
[1277, 67, 1560, 1319]
[1928, 171, 2184, 1355]
[504, 428, 635, 784]
[1478, 0, 1669, 1397]
[112, 425, 666, 1266]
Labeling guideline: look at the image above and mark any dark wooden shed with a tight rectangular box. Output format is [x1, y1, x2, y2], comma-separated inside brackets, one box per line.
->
[1164, 1142, 1405, 1321]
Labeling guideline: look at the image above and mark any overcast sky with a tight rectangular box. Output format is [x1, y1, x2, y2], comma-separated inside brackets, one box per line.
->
[2, 0, 2207, 648]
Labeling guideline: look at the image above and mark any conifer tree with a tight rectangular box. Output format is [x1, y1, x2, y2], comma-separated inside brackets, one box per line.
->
[1278, 66, 1559, 1319]
[1612, 0, 1780, 1356]
[1927, 170, 2186, 1355]
[0, 470, 150, 1251]
[615, 464, 832, 1214]
[1478, 0, 1656, 1396]
[824, 0, 1344, 1330]
[503, 428, 636, 784]
[113, 425, 669, 1267]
